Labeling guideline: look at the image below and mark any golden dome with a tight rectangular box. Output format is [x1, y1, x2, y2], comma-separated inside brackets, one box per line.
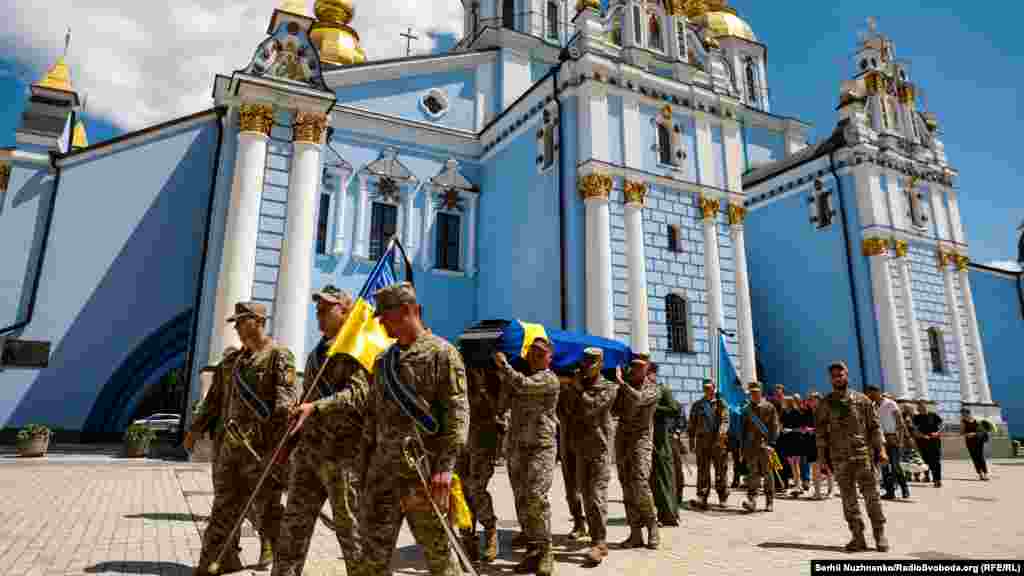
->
[71, 120, 88, 149]
[35, 56, 73, 92]
[576, 0, 602, 12]
[311, 0, 365, 65]
[697, 7, 757, 42]
[279, 0, 308, 16]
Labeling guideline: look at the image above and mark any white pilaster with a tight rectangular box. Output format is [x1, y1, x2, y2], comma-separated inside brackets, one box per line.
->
[940, 254, 973, 403]
[895, 246, 929, 400]
[402, 184, 417, 250]
[466, 193, 478, 277]
[622, 96, 641, 168]
[274, 120, 324, 362]
[624, 181, 650, 354]
[577, 82, 609, 164]
[581, 174, 613, 339]
[929, 184, 949, 241]
[865, 238, 908, 397]
[885, 170, 905, 230]
[332, 169, 351, 255]
[421, 189, 436, 271]
[501, 50, 531, 110]
[700, 197, 724, 369]
[694, 113, 715, 187]
[721, 120, 743, 192]
[210, 104, 273, 361]
[958, 263, 992, 404]
[853, 164, 889, 228]
[353, 173, 370, 259]
[475, 62, 494, 131]
[729, 205, 756, 384]
[946, 188, 966, 245]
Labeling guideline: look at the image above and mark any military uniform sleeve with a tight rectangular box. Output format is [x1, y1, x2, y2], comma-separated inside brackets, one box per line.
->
[495, 357, 559, 396]
[313, 358, 370, 419]
[191, 366, 224, 435]
[275, 348, 300, 410]
[815, 400, 830, 454]
[579, 379, 619, 419]
[434, 345, 469, 475]
[768, 404, 780, 444]
[717, 400, 730, 437]
[360, 361, 382, 482]
[865, 397, 884, 455]
[687, 401, 700, 442]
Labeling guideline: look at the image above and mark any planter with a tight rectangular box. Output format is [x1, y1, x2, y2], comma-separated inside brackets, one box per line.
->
[123, 438, 151, 458]
[16, 435, 50, 457]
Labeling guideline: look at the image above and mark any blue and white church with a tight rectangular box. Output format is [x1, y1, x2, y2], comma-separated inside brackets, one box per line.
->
[1, 0, 1021, 445]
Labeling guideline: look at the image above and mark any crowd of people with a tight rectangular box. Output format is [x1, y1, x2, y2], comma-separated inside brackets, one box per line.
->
[182, 282, 991, 576]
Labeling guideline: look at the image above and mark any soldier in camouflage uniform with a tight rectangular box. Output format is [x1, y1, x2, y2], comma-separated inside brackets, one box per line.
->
[359, 282, 469, 576]
[272, 286, 369, 576]
[563, 347, 619, 566]
[740, 382, 779, 513]
[613, 356, 659, 549]
[688, 380, 730, 510]
[194, 302, 299, 576]
[816, 361, 889, 552]
[494, 337, 559, 575]
[557, 375, 587, 541]
[457, 366, 506, 562]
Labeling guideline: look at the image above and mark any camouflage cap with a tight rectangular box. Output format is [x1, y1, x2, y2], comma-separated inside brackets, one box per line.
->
[226, 301, 267, 323]
[583, 347, 603, 359]
[313, 284, 351, 306]
[747, 381, 762, 392]
[373, 282, 417, 317]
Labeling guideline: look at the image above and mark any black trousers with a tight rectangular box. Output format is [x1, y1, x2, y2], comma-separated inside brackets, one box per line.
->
[967, 442, 988, 475]
[918, 438, 942, 483]
[882, 444, 909, 496]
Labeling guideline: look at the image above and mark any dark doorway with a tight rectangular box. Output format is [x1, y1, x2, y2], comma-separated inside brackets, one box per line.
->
[503, 0, 515, 30]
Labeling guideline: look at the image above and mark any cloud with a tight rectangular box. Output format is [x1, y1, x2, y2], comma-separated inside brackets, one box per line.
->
[1, 1, 464, 132]
[984, 260, 1022, 272]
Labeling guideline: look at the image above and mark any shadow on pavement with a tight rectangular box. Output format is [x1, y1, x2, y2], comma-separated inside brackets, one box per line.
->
[85, 561, 193, 575]
[123, 512, 208, 522]
[757, 542, 849, 553]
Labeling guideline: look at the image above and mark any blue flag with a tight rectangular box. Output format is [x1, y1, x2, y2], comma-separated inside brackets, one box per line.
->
[358, 241, 398, 305]
[717, 334, 748, 448]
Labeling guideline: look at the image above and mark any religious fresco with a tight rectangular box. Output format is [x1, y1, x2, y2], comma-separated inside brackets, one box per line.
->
[243, 20, 330, 92]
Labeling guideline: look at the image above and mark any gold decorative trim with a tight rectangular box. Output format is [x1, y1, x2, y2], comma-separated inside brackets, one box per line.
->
[660, 104, 673, 122]
[727, 203, 746, 226]
[862, 237, 888, 257]
[293, 112, 328, 144]
[936, 248, 953, 269]
[899, 83, 915, 105]
[699, 195, 720, 221]
[623, 180, 647, 206]
[238, 104, 275, 136]
[576, 0, 602, 12]
[954, 254, 969, 272]
[865, 71, 882, 96]
[892, 238, 908, 258]
[0, 163, 10, 192]
[579, 173, 612, 200]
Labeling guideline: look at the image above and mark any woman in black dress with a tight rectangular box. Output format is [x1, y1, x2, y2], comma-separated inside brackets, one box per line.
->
[779, 396, 806, 494]
[960, 408, 990, 480]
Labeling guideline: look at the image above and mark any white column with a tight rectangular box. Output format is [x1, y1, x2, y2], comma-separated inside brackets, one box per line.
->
[940, 251, 973, 403]
[694, 113, 715, 187]
[210, 104, 274, 361]
[466, 193, 478, 277]
[624, 181, 650, 354]
[957, 259, 992, 403]
[946, 188, 966, 246]
[865, 238, 908, 397]
[581, 174, 613, 339]
[274, 111, 326, 363]
[929, 184, 950, 241]
[501, 50, 531, 109]
[885, 170, 905, 230]
[700, 196, 724, 368]
[332, 169, 351, 255]
[421, 189, 436, 271]
[622, 97, 640, 168]
[895, 242, 929, 400]
[854, 164, 889, 228]
[728, 205, 757, 384]
[353, 174, 370, 259]
[401, 184, 417, 250]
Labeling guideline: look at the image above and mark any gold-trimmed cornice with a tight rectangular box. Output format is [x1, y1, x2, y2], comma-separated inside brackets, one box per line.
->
[579, 173, 612, 200]
[239, 103, 275, 136]
[954, 254, 969, 272]
[293, 111, 328, 144]
[727, 203, 746, 226]
[699, 195, 720, 221]
[862, 237, 888, 257]
[892, 238, 908, 258]
[623, 180, 647, 206]
[936, 248, 954, 269]
[0, 163, 10, 192]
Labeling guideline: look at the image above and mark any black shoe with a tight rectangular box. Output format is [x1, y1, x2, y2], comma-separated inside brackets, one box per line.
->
[881, 493, 896, 501]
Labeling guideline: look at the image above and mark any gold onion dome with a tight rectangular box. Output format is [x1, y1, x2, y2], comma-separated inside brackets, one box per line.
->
[576, 0, 602, 12]
[35, 56, 73, 92]
[691, 0, 757, 43]
[311, 0, 365, 66]
[71, 120, 88, 149]
[279, 0, 308, 16]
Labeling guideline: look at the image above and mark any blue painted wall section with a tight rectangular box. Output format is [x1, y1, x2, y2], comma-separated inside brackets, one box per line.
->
[843, 171, 884, 391]
[334, 70, 477, 131]
[0, 118, 219, 430]
[968, 268, 1024, 437]
[0, 162, 54, 331]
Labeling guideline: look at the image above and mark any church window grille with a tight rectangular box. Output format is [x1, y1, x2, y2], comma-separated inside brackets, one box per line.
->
[677, 21, 686, 60]
[369, 202, 398, 261]
[927, 327, 946, 373]
[657, 123, 672, 165]
[547, 1, 559, 40]
[648, 13, 663, 52]
[633, 6, 643, 44]
[668, 223, 683, 252]
[536, 109, 558, 173]
[435, 212, 461, 271]
[315, 192, 331, 255]
[744, 57, 760, 108]
[666, 293, 692, 353]
[808, 180, 836, 229]
[907, 183, 928, 229]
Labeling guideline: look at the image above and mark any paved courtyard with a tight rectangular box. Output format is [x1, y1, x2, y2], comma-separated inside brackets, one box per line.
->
[0, 448, 1021, 576]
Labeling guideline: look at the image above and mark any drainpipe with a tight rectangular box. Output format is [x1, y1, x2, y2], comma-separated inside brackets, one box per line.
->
[553, 37, 580, 330]
[829, 150, 869, 390]
[177, 106, 227, 446]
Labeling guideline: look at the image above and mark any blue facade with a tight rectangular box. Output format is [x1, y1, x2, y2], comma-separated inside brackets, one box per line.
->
[0, 116, 220, 431]
[968, 268, 1024, 436]
[334, 70, 478, 131]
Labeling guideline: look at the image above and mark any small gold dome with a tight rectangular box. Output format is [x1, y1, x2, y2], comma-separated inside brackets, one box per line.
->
[71, 120, 88, 149]
[698, 8, 756, 42]
[35, 56, 73, 92]
[576, 0, 602, 12]
[311, 0, 365, 65]
[279, 0, 308, 16]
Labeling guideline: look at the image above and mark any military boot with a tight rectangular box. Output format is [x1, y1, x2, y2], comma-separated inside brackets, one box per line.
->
[461, 529, 480, 562]
[583, 543, 607, 567]
[514, 546, 541, 574]
[256, 535, 273, 570]
[483, 527, 498, 562]
[536, 544, 555, 576]
[874, 527, 890, 552]
[845, 532, 869, 552]
[201, 552, 244, 575]
[567, 518, 588, 541]
[619, 525, 644, 548]
[511, 531, 530, 549]
[646, 520, 660, 550]
[741, 495, 757, 512]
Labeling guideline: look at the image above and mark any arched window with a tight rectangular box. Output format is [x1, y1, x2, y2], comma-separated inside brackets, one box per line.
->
[744, 57, 759, 107]
[546, 1, 559, 40]
[657, 123, 672, 165]
[633, 5, 643, 44]
[927, 327, 945, 373]
[648, 13, 663, 51]
[666, 293, 692, 353]
[610, 11, 623, 46]
[677, 21, 687, 60]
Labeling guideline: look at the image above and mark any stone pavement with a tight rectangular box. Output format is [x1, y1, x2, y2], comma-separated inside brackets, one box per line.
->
[0, 452, 1021, 576]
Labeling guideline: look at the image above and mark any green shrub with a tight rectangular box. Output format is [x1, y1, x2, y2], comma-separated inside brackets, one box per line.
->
[16, 424, 50, 442]
[124, 423, 156, 443]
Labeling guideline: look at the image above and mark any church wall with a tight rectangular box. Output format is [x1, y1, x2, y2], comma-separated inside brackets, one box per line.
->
[476, 120, 561, 328]
[606, 95, 623, 166]
[333, 70, 477, 132]
[636, 104, 697, 177]
[0, 118, 220, 430]
[744, 125, 785, 170]
[969, 267, 1024, 436]
[843, 171, 886, 392]
[0, 161, 52, 331]
[560, 97, 587, 332]
[711, 125, 726, 190]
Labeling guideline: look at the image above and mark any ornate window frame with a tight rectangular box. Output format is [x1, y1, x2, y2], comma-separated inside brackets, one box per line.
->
[905, 177, 929, 230]
[422, 158, 479, 277]
[608, 6, 624, 46]
[646, 6, 665, 53]
[321, 149, 353, 257]
[651, 105, 685, 171]
[353, 147, 419, 260]
[419, 88, 450, 120]
[927, 326, 946, 374]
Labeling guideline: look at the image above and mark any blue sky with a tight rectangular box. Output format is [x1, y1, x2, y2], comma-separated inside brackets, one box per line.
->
[0, 0, 1019, 263]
